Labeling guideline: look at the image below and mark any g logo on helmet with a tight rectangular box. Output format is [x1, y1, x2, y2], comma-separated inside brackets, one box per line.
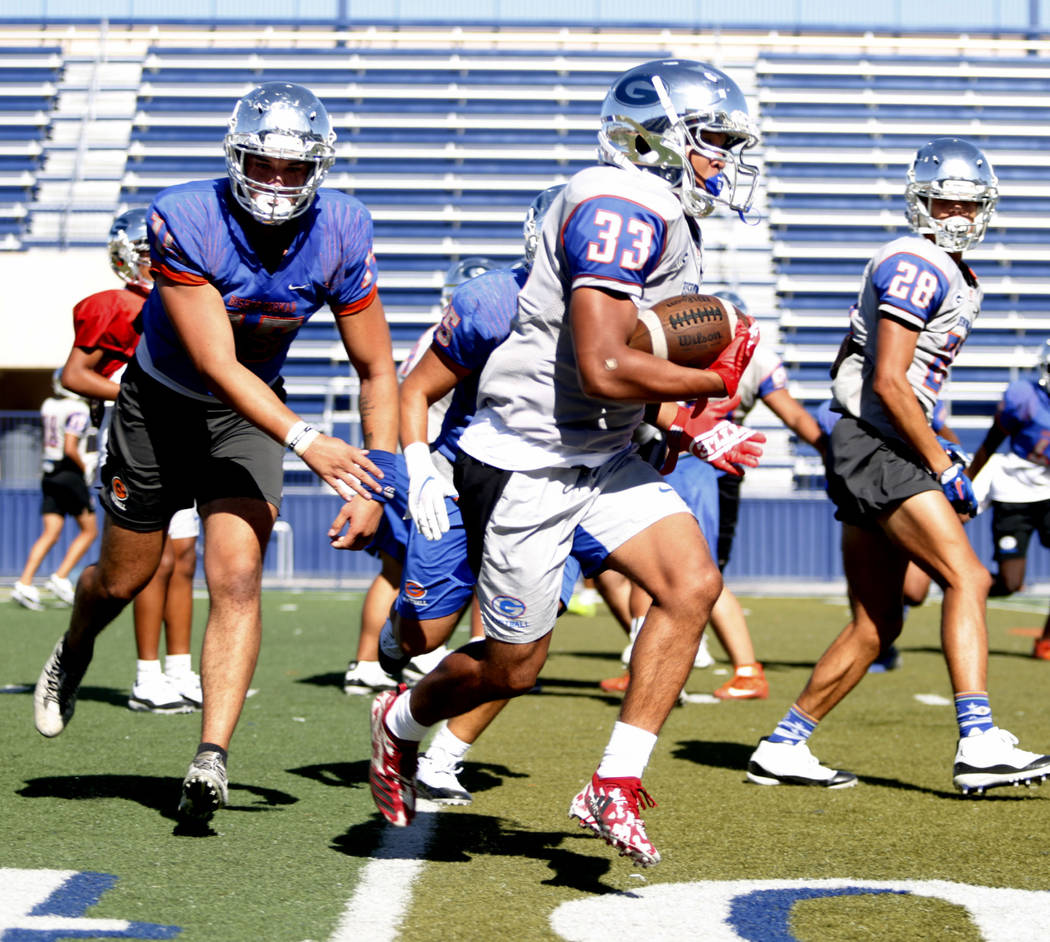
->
[615, 76, 660, 106]
[491, 595, 526, 619]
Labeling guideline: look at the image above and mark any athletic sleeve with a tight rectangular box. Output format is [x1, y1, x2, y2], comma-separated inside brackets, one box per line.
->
[147, 199, 211, 286]
[72, 293, 112, 349]
[327, 203, 379, 316]
[870, 251, 951, 330]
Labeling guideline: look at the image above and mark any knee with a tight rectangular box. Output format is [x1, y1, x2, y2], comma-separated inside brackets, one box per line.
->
[481, 657, 539, 698]
[659, 562, 722, 621]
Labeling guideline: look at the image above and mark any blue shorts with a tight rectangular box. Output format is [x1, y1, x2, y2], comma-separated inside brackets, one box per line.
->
[394, 495, 603, 622]
[664, 452, 719, 551]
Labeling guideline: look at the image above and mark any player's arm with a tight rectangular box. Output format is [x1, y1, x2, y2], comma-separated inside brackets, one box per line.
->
[570, 286, 738, 402]
[967, 414, 1009, 480]
[871, 316, 952, 476]
[61, 347, 121, 402]
[762, 388, 825, 451]
[157, 273, 385, 501]
[333, 292, 399, 453]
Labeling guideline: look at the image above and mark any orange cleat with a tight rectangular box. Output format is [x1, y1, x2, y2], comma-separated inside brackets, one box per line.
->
[1033, 639, 1050, 661]
[599, 670, 630, 693]
[713, 663, 769, 700]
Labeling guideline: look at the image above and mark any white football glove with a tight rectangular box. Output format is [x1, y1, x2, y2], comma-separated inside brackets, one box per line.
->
[403, 441, 458, 541]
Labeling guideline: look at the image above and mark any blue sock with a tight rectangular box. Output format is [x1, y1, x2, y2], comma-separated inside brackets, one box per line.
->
[768, 705, 818, 745]
[955, 692, 994, 737]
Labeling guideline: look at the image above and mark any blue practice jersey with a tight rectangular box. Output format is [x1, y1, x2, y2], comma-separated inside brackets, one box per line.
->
[997, 379, 1050, 467]
[139, 179, 378, 399]
[429, 265, 529, 465]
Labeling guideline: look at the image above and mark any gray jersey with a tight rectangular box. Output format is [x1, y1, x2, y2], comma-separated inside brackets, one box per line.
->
[832, 235, 981, 443]
[459, 164, 704, 470]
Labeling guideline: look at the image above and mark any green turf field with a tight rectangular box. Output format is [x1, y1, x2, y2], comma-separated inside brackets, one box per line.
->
[2, 589, 1049, 941]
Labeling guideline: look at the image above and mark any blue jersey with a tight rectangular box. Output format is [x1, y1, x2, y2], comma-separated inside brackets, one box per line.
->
[997, 379, 1050, 467]
[430, 266, 528, 465]
[139, 178, 378, 399]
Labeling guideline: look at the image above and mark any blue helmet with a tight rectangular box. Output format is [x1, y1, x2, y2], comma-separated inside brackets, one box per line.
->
[599, 59, 760, 218]
[522, 184, 566, 265]
[441, 256, 499, 305]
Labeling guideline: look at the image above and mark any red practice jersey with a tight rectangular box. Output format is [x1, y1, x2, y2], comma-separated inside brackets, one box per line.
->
[72, 284, 150, 378]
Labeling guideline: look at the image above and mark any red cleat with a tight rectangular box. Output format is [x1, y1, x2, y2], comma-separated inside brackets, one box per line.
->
[369, 686, 419, 826]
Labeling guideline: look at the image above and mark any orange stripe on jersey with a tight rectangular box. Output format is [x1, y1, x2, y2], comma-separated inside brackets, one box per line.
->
[151, 261, 209, 286]
[332, 282, 378, 317]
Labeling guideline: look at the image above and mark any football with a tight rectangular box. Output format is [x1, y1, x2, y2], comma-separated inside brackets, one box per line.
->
[628, 294, 738, 368]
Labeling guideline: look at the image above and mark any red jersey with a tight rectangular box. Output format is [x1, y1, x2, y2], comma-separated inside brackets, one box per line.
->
[72, 284, 150, 379]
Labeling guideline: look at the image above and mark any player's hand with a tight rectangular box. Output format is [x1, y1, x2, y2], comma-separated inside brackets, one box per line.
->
[89, 399, 105, 429]
[939, 464, 978, 518]
[687, 420, 766, 476]
[404, 441, 458, 541]
[661, 395, 748, 474]
[937, 435, 971, 469]
[706, 314, 759, 399]
[299, 434, 385, 501]
[328, 497, 384, 551]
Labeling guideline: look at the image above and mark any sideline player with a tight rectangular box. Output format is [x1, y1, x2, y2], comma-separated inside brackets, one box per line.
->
[59, 208, 202, 714]
[33, 82, 400, 824]
[366, 60, 761, 865]
[746, 137, 1050, 795]
[12, 372, 98, 611]
[966, 341, 1050, 660]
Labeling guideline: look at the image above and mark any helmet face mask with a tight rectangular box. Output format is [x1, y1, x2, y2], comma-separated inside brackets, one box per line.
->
[441, 256, 498, 305]
[599, 59, 760, 218]
[522, 184, 566, 265]
[108, 208, 152, 289]
[905, 138, 998, 252]
[224, 82, 336, 225]
[51, 368, 83, 402]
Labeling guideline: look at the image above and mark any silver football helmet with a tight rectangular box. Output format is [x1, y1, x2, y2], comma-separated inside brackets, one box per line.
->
[522, 184, 566, 265]
[51, 368, 84, 402]
[441, 256, 499, 305]
[599, 59, 760, 218]
[224, 82, 336, 225]
[905, 138, 998, 252]
[108, 208, 152, 289]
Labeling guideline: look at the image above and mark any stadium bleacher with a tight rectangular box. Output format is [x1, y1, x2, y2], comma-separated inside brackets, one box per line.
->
[4, 26, 1050, 489]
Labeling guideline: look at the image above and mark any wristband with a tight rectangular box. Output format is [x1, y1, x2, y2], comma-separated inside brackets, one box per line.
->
[364, 449, 399, 503]
[284, 421, 320, 457]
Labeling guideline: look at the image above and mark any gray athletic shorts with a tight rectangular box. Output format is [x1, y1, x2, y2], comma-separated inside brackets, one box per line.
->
[826, 415, 939, 528]
[99, 359, 284, 533]
[455, 448, 691, 644]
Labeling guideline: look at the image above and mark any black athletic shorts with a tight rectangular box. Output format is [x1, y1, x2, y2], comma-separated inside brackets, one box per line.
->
[990, 499, 1050, 561]
[99, 359, 285, 532]
[40, 462, 93, 517]
[826, 415, 939, 528]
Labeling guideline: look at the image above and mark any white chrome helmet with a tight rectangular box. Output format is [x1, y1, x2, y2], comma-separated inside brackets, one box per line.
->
[108, 208, 152, 289]
[599, 59, 760, 218]
[905, 138, 998, 252]
[441, 256, 499, 305]
[224, 82, 336, 225]
[522, 184, 566, 265]
[51, 368, 83, 402]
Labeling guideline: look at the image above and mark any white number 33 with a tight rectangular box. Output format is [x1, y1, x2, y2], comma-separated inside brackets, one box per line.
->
[587, 209, 654, 271]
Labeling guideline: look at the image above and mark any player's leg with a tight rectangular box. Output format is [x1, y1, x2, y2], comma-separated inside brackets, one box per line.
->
[344, 552, 402, 695]
[53, 509, 98, 583]
[16, 512, 66, 609]
[594, 569, 632, 633]
[1033, 501, 1050, 659]
[710, 587, 768, 700]
[162, 520, 201, 707]
[988, 501, 1031, 596]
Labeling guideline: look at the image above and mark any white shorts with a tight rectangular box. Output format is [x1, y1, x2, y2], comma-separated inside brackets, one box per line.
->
[476, 450, 690, 644]
[168, 506, 200, 541]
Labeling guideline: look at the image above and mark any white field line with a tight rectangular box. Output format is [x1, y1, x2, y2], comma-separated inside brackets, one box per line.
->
[329, 802, 441, 942]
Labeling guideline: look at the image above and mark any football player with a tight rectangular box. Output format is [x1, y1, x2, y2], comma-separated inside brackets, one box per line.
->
[365, 60, 760, 866]
[966, 339, 1050, 660]
[746, 138, 1050, 795]
[12, 372, 98, 612]
[33, 82, 400, 824]
[59, 208, 202, 715]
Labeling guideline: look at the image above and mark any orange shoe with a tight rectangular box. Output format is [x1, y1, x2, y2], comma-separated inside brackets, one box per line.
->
[713, 663, 768, 700]
[599, 671, 630, 693]
[1034, 639, 1050, 660]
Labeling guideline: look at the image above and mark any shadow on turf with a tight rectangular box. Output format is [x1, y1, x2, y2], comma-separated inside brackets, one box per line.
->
[17, 774, 298, 835]
[332, 812, 620, 893]
[287, 758, 526, 799]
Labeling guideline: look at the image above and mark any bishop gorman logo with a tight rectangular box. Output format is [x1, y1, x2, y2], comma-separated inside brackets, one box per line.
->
[110, 477, 128, 508]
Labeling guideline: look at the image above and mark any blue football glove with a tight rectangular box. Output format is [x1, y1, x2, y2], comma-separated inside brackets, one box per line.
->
[936, 435, 971, 468]
[938, 464, 977, 516]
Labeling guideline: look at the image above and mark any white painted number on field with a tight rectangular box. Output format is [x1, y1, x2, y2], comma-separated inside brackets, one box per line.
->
[549, 879, 1050, 941]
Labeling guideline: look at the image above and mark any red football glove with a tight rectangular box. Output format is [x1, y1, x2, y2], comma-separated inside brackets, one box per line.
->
[660, 395, 765, 477]
[706, 314, 760, 400]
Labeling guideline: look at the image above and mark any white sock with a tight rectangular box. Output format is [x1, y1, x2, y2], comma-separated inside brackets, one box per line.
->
[428, 723, 471, 762]
[577, 587, 599, 605]
[165, 653, 192, 677]
[595, 721, 658, 780]
[136, 659, 162, 682]
[385, 690, 430, 743]
[628, 616, 644, 643]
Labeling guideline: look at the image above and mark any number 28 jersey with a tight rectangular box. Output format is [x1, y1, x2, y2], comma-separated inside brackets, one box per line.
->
[832, 234, 981, 444]
[460, 164, 704, 470]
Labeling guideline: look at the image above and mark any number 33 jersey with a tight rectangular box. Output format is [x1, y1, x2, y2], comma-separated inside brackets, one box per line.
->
[832, 234, 982, 444]
[461, 164, 704, 471]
